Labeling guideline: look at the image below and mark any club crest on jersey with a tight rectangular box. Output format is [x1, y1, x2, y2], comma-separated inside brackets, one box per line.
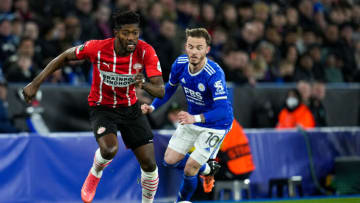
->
[214, 80, 225, 95]
[198, 83, 205, 92]
[157, 61, 162, 72]
[134, 63, 143, 70]
[97, 126, 106, 134]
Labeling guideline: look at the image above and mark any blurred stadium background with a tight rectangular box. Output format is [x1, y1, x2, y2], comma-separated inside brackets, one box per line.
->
[0, 0, 360, 202]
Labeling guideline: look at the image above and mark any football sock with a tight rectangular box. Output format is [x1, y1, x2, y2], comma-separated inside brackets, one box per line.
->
[90, 148, 112, 178]
[141, 167, 159, 203]
[177, 174, 198, 202]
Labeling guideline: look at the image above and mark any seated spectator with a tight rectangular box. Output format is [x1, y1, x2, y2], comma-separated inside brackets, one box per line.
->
[294, 52, 315, 82]
[276, 88, 315, 129]
[297, 80, 312, 105]
[278, 60, 295, 82]
[324, 52, 344, 83]
[309, 80, 327, 127]
[6, 54, 38, 82]
[0, 78, 18, 133]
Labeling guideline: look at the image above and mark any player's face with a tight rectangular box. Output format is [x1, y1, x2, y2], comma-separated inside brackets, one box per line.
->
[114, 24, 140, 53]
[185, 37, 210, 66]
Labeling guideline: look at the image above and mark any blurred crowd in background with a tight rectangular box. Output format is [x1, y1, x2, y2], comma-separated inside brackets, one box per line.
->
[1, 0, 360, 85]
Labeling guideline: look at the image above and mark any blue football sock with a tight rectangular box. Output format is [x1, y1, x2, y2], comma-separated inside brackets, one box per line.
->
[177, 174, 198, 202]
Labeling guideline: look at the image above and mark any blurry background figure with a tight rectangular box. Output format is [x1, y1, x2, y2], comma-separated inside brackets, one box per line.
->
[216, 119, 255, 181]
[296, 80, 312, 105]
[161, 102, 181, 130]
[192, 119, 255, 201]
[309, 80, 327, 127]
[276, 88, 315, 129]
[0, 78, 18, 133]
[94, 3, 112, 39]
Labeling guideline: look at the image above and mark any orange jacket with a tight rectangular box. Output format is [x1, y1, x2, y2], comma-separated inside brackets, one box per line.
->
[220, 119, 255, 175]
[276, 104, 315, 129]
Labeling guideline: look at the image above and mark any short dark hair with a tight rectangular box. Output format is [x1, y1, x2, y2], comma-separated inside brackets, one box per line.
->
[112, 10, 140, 30]
[185, 28, 211, 46]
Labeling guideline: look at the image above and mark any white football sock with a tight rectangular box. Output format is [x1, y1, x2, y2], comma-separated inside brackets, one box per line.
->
[141, 167, 159, 203]
[90, 148, 112, 178]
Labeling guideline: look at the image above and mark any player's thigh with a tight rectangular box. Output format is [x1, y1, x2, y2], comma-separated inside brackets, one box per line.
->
[89, 106, 118, 140]
[118, 112, 154, 150]
[168, 124, 197, 157]
[191, 128, 226, 165]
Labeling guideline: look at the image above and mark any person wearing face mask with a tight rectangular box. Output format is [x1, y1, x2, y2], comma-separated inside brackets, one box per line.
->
[276, 88, 315, 129]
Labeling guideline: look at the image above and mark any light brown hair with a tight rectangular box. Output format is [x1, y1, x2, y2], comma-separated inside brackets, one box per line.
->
[185, 28, 211, 46]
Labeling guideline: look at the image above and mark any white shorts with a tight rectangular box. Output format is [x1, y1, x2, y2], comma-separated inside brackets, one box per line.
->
[168, 124, 229, 165]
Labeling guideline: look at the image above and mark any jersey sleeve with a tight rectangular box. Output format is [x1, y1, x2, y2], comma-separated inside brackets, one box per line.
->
[143, 45, 162, 78]
[208, 70, 228, 101]
[75, 40, 97, 63]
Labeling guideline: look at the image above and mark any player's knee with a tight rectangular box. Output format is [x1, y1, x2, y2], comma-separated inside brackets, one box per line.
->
[163, 155, 178, 166]
[141, 160, 157, 172]
[101, 145, 118, 160]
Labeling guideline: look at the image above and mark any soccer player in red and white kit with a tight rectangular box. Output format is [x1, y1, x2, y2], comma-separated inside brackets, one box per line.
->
[22, 11, 165, 203]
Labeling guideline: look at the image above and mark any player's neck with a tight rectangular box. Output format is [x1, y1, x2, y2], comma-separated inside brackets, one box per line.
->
[114, 38, 130, 56]
[189, 58, 207, 74]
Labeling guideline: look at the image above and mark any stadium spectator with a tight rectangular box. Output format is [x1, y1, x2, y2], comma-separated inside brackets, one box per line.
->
[5, 37, 40, 82]
[236, 1, 253, 26]
[297, 80, 312, 105]
[0, 16, 16, 74]
[309, 80, 327, 127]
[94, 3, 112, 39]
[150, 18, 177, 82]
[276, 88, 315, 129]
[72, 0, 98, 42]
[222, 48, 254, 85]
[294, 52, 315, 82]
[0, 78, 18, 133]
[324, 52, 344, 83]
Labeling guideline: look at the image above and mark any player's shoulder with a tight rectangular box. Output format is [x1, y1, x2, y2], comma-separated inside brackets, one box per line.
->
[205, 58, 225, 77]
[84, 38, 113, 49]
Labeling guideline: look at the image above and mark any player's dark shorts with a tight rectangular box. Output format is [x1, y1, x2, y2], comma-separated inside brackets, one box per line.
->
[89, 102, 154, 150]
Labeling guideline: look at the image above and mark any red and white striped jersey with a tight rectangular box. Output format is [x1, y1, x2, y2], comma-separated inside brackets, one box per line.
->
[75, 38, 162, 107]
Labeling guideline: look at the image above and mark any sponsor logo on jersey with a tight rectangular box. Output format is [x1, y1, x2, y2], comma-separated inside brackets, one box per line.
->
[157, 61, 162, 72]
[100, 70, 135, 87]
[214, 80, 225, 95]
[134, 63, 142, 70]
[198, 83, 205, 92]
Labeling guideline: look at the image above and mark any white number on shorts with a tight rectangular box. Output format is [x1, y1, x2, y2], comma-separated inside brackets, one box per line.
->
[205, 132, 220, 148]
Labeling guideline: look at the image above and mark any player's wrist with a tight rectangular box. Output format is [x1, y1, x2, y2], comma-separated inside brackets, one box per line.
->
[194, 115, 202, 123]
[150, 105, 155, 111]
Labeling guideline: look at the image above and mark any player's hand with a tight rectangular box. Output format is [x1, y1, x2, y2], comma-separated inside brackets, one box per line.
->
[177, 111, 195, 125]
[22, 82, 39, 103]
[134, 72, 145, 89]
[141, 103, 154, 114]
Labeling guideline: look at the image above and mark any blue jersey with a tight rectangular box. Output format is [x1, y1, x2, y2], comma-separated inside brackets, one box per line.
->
[168, 55, 233, 130]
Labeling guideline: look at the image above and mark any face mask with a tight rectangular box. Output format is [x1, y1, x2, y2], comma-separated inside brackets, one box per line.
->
[286, 97, 299, 109]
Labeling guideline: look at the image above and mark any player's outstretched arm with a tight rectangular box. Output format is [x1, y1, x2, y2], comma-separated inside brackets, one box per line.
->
[22, 47, 78, 103]
[141, 76, 165, 98]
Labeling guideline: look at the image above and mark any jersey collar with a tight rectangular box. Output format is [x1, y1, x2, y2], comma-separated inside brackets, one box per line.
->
[187, 58, 208, 77]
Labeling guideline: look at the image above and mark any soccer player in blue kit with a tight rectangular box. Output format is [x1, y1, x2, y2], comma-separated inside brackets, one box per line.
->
[141, 28, 233, 202]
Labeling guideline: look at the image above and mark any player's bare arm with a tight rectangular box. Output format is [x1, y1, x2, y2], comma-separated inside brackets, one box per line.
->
[22, 47, 78, 103]
[141, 76, 165, 98]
